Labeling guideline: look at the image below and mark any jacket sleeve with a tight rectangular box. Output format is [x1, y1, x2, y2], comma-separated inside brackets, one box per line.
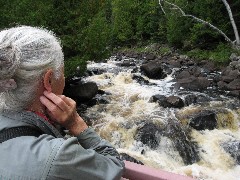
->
[46, 127, 125, 180]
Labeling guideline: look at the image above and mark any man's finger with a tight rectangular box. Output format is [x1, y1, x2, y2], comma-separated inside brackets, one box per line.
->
[43, 91, 68, 111]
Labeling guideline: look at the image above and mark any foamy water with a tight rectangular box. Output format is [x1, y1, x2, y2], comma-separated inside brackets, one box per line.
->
[83, 56, 240, 180]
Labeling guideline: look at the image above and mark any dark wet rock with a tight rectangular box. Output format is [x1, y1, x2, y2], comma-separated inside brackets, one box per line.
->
[140, 61, 167, 79]
[168, 60, 181, 68]
[184, 94, 197, 106]
[64, 82, 98, 103]
[86, 94, 109, 107]
[86, 68, 106, 76]
[144, 53, 156, 60]
[189, 66, 202, 77]
[152, 95, 184, 108]
[151, 95, 166, 103]
[135, 123, 161, 149]
[221, 70, 240, 83]
[189, 111, 217, 130]
[227, 79, 240, 90]
[228, 90, 240, 97]
[222, 140, 240, 165]
[120, 153, 144, 165]
[117, 61, 136, 67]
[166, 96, 185, 108]
[65, 76, 82, 87]
[176, 70, 191, 79]
[217, 81, 228, 90]
[177, 76, 210, 91]
[195, 94, 211, 103]
[161, 63, 172, 75]
[131, 67, 139, 73]
[132, 74, 150, 85]
[163, 120, 200, 165]
[202, 61, 217, 73]
[221, 66, 232, 76]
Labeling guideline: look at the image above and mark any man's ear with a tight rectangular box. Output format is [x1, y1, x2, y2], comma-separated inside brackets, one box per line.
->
[43, 69, 53, 92]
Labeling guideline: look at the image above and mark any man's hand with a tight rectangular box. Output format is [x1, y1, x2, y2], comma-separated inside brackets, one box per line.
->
[40, 91, 88, 136]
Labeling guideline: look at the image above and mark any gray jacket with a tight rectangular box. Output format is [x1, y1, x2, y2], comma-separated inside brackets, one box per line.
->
[0, 111, 124, 180]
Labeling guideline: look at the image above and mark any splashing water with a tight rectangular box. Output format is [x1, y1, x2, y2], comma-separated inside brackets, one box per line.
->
[83, 56, 240, 180]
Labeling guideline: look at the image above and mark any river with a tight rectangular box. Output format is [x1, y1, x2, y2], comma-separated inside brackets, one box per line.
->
[82, 56, 240, 180]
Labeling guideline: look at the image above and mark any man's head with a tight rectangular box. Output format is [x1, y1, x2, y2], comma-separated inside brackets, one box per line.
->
[0, 26, 64, 111]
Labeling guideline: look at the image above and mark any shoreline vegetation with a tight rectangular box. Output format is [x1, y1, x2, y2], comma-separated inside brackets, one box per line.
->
[0, 0, 240, 77]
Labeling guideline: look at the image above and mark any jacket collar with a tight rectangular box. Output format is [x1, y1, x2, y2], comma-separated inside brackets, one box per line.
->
[0, 110, 63, 138]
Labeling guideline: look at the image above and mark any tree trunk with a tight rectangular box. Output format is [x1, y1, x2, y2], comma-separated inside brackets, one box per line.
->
[222, 0, 240, 45]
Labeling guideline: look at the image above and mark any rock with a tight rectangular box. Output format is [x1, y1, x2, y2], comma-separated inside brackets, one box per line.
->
[135, 123, 161, 149]
[176, 70, 191, 79]
[230, 53, 238, 61]
[228, 90, 240, 97]
[221, 66, 232, 76]
[152, 95, 184, 108]
[221, 70, 240, 83]
[179, 55, 188, 60]
[144, 53, 156, 60]
[184, 94, 197, 106]
[222, 140, 240, 165]
[163, 120, 200, 165]
[120, 153, 144, 165]
[177, 76, 210, 91]
[117, 60, 136, 67]
[227, 79, 240, 90]
[140, 61, 167, 79]
[202, 61, 216, 73]
[189, 111, 217, 130]
[189, 66, 202, 77]
[229, 61, 238, 69]
[165, 96, 185, 108]
[132, 74, 150, 85]
[64, 82, 98, 103]
[217, 81, 228, 90]
[86, 68, 106, 76]
[115, 54, 122, 61]
[168, 60, 181, 68]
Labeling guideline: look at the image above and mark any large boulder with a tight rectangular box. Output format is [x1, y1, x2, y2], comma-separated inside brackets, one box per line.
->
[176, 76, 210, 91]
[64, 82, 98, 103]
[140, 61, 166, 79]
[189, 111, 217, 130]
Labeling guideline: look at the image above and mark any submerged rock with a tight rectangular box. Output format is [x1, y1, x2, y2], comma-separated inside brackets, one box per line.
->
[189, 110, 217, 130]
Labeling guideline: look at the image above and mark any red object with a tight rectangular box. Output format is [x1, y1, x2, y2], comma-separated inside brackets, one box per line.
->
[32, 111, 55, 125]
[122, 161, 194, 180]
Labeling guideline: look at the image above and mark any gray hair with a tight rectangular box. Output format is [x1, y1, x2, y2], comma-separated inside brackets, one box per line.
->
[0, 26, 64, 111]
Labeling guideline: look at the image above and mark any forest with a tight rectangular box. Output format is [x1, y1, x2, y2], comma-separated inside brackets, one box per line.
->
[0, 0, 239, 76]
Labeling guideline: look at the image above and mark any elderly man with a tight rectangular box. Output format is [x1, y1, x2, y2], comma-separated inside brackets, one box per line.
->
[0, 26, 124, 179]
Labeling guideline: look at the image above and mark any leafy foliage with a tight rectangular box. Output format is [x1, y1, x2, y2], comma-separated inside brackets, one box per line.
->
[0, 0, 239, 76]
